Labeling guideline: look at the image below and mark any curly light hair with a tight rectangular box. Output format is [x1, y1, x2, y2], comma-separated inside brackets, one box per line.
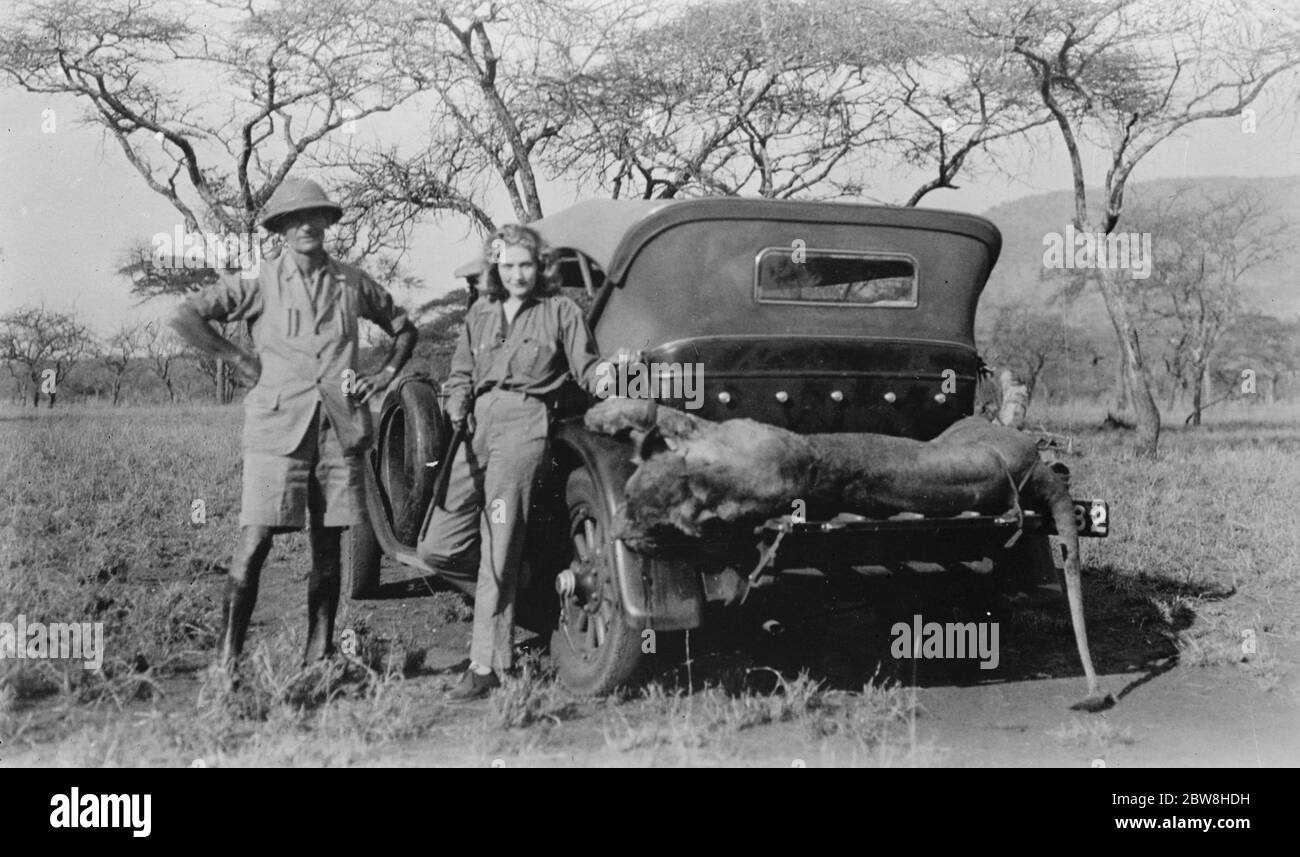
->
[480, 223, 561, 302]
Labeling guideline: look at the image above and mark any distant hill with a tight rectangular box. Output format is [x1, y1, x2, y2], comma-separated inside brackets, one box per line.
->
[978, 175, 1300, 325]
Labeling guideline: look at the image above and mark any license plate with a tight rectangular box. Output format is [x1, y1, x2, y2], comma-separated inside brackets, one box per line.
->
[1073, 499, 1109, 537]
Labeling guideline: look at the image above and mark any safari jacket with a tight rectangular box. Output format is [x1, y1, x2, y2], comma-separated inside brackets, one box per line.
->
[186, 252, 411, 455]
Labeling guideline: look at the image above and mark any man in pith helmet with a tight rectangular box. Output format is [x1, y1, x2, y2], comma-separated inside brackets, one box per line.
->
[171, 177, 418, 672]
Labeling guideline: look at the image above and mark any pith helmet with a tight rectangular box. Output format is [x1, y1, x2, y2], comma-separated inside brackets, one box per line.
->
[259, 178, 343, 231]
[454, 258, 485, 282]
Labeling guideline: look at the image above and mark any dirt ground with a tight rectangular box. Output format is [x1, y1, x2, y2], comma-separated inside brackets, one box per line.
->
[14, 546, 1291, 768]
[3, 404, 1298, 768]
[345, 558, 1300, 767]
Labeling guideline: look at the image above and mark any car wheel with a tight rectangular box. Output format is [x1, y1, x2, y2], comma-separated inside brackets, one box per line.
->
[378, 378, 444, 546]
[344, 511, 382, 599]
[550, 468, 645, 695]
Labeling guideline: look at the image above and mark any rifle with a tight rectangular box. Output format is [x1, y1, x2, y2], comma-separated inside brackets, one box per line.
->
[431, 421, 466, 512]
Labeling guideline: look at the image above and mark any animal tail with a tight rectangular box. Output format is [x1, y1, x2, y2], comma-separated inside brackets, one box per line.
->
[1027, 461, 1113, 712]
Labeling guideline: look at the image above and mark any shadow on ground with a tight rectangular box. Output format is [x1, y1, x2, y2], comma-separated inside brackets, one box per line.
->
[631, 565, 1233, 697]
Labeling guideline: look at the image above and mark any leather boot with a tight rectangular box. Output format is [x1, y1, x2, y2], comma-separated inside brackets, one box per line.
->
[218, 577, 258, 670]
[217, 527, 270, 671]
[304, 571, 340, 664]
[305, 528, 342, 664]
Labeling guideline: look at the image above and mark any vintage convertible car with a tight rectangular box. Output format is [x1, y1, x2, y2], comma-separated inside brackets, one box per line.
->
[344, 198, 1108, 694]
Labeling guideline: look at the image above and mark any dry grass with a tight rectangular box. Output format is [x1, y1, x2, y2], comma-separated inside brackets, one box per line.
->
[597, 668, 929, 765]
[2, 400, 1297, 766]
[1049, 717, 1138, 750]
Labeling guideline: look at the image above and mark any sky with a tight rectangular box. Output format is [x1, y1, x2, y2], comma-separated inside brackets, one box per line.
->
[1, 38, 1299, 336]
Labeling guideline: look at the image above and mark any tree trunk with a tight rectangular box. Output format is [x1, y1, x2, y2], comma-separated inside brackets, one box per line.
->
[1165, 363, 1180, 411]
[1201, 361, 1212, 415]
[997, 368, 1029, 429]
[217, 358, 234, 404]
[1113, 352, 1131, 414]
[1095, 267, 1160, 455]
[1190, 363, 1205, 427]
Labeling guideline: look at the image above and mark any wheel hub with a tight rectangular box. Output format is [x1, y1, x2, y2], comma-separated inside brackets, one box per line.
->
[558, 510, 614, 659]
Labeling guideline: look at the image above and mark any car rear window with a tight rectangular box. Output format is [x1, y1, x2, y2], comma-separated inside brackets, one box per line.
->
[754, 247, 917, 307]
[555, 250, 604, 316]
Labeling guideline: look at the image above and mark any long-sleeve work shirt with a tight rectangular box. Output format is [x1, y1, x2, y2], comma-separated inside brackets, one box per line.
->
[443, 295, 601, 421]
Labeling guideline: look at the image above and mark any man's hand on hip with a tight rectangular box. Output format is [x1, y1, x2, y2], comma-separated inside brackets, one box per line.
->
[232, 351, 262, 387]
[352, 366, 397, 404]
[170, 303, 261, 387]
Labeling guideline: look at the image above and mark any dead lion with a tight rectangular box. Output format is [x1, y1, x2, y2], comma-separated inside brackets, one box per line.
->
[585, 397, 1114, 712]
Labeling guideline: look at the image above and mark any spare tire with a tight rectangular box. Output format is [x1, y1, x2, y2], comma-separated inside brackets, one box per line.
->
[377, 376, 446, 546]
[344, 509, 382, 599]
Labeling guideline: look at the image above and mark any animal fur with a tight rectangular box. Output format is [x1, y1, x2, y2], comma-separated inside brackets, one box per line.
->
[585, 397, 1113, 711]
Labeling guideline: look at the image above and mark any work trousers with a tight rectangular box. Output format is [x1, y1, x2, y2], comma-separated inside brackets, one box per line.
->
[416, 388, 550, 673]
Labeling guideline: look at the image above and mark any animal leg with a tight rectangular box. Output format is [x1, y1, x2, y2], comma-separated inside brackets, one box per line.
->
[1029, 462, 1114, 712]
[585, 397, 709, 442]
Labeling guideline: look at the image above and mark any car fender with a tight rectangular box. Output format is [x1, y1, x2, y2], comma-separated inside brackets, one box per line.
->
[553, 418, 704, 632]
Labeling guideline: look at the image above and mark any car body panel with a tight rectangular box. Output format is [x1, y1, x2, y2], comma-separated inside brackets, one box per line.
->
[367, 199, 1102, 643]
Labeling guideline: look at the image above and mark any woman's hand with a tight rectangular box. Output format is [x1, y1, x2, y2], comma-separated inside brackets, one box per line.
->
[448, 406, 473, 435]
[594, 347, 645, 399]
[607, 347, 645, 366]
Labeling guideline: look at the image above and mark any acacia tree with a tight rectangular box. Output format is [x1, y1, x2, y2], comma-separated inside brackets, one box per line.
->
[1127, 185, 1288, 424]
[115, 238, 253, 402]
[325, 0, 1049, 278]
[116, 239, 219, 301]
[547, 0, 1053, 206]
[548, 0, 897, 201]
[885, 8, 1051, 205]
[0, 306, 93, 407]
[98, 321, 145, 406]
[0, 0, 427, 397]
[321, 0, 644, 250]
[979, 304, 1098, 404]
[964, 0, 1300, 455]
[141, 320, 184, 404]
[1211, 313, 1300, 407]
[0, 0, 425, 237]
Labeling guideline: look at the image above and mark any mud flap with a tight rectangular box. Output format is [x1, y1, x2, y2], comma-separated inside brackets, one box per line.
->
[552, 420, 706, 632]
[612, 541, 704, 632]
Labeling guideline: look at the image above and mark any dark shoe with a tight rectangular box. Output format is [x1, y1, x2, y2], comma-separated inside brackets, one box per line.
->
[446, 669, 500, 703]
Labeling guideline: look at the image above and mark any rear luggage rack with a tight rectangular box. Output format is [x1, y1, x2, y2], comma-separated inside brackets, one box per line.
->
[756, 499, 1109, 539]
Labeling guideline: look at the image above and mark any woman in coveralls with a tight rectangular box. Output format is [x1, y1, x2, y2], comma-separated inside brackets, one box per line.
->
[419, 224, 606, 702]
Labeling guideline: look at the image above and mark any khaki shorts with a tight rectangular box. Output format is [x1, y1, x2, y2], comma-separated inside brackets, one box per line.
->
[239, 406, 362, 528]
